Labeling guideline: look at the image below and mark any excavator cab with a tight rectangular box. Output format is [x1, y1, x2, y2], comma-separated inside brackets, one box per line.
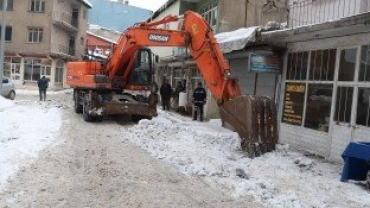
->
[127, 49, 153, 86]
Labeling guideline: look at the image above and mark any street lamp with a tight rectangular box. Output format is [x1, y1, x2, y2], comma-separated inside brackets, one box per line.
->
[0, 0, 7, 90]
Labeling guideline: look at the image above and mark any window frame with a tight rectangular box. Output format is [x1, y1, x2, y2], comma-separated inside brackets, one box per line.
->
[283, 49, 337, 132]
[29, 0, 45, 13]
[27, 27, 43, 43]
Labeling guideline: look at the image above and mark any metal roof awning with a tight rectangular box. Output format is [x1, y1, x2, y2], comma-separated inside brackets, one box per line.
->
[215, 27, 260, 54]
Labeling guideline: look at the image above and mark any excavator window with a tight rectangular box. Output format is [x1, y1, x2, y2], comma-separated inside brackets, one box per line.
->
[127, 49, 153, 85]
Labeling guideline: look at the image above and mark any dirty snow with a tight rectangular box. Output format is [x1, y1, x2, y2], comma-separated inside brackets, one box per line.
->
[0, 101, 62, 190]
[123, 110, 370, 208]
[16, 89, 73, 95]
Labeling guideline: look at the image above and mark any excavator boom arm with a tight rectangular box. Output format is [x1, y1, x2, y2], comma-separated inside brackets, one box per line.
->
[107, 11, 241, 104]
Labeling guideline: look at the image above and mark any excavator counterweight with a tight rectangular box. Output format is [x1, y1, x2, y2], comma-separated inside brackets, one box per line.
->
[67, 11, 277, 157]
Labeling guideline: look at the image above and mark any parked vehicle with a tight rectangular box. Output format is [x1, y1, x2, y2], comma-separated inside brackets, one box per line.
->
[1, 76, 16, 100]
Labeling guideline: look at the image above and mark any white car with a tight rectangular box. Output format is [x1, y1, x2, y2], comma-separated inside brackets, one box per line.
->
[1, 76, 16, 100]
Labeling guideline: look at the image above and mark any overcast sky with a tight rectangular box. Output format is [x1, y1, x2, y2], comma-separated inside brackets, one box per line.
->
[113, 0, 169, 12]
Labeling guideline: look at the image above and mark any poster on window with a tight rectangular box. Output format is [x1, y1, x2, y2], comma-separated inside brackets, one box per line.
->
[282, 83, 305, 126]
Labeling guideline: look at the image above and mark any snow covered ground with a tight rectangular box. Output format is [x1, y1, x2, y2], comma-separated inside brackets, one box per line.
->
[123, 110, 370, 208]
[16, 88, 73, 95]
[0, 97, 62, 190]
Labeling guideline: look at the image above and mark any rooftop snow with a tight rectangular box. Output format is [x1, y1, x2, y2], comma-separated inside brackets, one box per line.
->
[215, 27, 260, 53]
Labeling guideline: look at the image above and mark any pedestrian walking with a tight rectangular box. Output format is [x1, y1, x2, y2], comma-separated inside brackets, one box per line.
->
[38, 76, 49, 101]
[160, 79, 172, 110]
[192, 82, 207, 121]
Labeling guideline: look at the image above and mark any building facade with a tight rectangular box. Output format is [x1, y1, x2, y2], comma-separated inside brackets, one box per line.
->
[1, 0, 91, 89]
[261, 1, 370, 162]
[86, 31, 116, 58]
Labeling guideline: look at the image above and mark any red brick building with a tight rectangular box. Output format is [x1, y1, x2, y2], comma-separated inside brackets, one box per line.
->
[86, 31, 117, 57]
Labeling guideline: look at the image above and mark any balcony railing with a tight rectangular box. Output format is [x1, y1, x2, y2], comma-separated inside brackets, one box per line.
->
[52, 11, 78, 32]
[51, 43, 76, 57]
[288, 0, 370, 28]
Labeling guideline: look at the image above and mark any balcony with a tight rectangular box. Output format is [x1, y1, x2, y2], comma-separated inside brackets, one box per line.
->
[51, 43, 76, 58]
[288, 0, 370, 28]
[52, 11, 78, 32]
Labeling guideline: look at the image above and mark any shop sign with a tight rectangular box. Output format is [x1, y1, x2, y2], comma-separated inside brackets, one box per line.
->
[282, 83, 305, 126]
[249, 53, 281, 73]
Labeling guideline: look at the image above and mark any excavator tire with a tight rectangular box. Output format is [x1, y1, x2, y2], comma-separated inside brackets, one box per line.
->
[74, 91, 83, 114]
[83, 102, 94, 122]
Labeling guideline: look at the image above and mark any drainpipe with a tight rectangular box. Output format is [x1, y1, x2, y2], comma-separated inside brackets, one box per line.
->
[244, 0, 249, 27]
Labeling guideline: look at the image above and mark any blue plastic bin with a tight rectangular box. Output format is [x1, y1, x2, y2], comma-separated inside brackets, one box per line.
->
[341, 142, 370, 182]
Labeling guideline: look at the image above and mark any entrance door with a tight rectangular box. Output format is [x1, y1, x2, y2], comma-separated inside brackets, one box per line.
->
[330, 47, 358, 161]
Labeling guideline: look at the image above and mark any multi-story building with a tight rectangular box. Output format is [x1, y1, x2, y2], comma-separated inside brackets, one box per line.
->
[150, 0, 288, 119]
[1, 0, 91, 89]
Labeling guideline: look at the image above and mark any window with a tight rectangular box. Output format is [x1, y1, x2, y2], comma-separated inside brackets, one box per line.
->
[309, 49, 336, 81]
[28, 27, 43, 43]
[55, 61, 64, 83]
[30, 0, 45, 12]
[3, 57, 21, 80]
[335, 87, 353, 123]
[338, 48, 357, 82]
[359, 45, 370, 82]
[24, 58, 51, 82]
[304, 84, 333, 132]
[202, 3, 217, 30]
[0, 26, 12, 41]
[287, 52, 308, 80]
[0, 0, 14, 11]
[128, 50, 152, 84]
[357, 88, 370, 127]
[284, 49, 336, 132]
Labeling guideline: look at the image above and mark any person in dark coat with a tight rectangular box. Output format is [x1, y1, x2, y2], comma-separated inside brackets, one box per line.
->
[192, 82, 207, 121]
[37, 76, 49, 101]
[160, 79, 172, 110]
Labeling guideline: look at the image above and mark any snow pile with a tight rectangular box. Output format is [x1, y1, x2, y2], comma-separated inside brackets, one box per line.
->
[0, 96, 14, 110]
[0, 102, 62, 190]
[123, 111, 370, 208]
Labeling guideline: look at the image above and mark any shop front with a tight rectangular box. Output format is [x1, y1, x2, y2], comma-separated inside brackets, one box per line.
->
[276, 30, 370, 162]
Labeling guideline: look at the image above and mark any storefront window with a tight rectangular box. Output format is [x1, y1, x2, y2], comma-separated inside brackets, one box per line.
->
[24, 58, 50, 82]
[310, 49, 336, 81]
[338, 48, 357, 82]
[304, 84, 333, 132]
[356, 88, 370, 127]
[359, 45, 370, 82]
[287, 52, 308, 81]
[335, 87, 353, 123]
[3, 57, 21, 80]
[284, 50, 336, 132]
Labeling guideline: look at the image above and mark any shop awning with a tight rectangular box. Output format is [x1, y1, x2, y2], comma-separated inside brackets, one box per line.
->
[215, 27, 260, 54]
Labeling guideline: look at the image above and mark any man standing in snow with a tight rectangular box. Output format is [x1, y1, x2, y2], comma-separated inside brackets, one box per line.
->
[192, 82, 206, 121]
[160, 79, 172, 110]
[37, 76, 49, 101]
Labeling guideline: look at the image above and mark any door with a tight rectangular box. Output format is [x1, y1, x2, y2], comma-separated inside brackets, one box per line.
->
[330, 47, 358, 161]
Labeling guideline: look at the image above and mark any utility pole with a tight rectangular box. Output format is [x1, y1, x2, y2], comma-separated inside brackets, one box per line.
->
[0, 0, 7, 90]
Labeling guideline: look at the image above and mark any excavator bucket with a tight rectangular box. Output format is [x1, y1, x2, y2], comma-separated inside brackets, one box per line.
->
[219, 95, 278, 158]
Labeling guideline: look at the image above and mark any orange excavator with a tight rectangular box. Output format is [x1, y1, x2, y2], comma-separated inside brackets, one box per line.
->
[67, 11, 277, 157]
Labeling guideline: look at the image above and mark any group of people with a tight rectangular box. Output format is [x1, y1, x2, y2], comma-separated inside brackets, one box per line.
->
[160, 79, 207, 121]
